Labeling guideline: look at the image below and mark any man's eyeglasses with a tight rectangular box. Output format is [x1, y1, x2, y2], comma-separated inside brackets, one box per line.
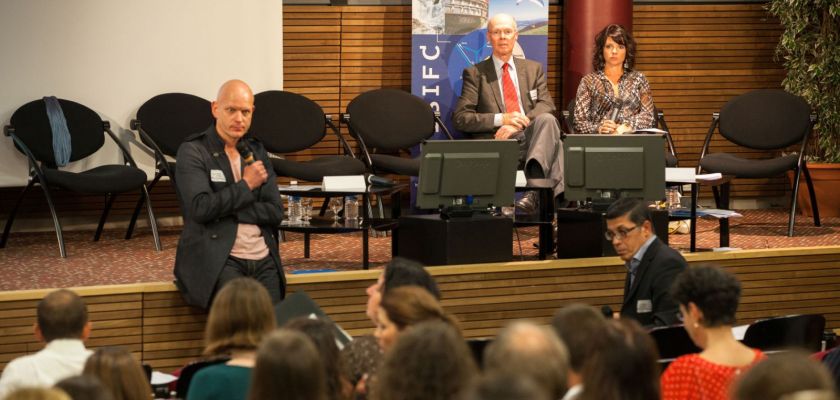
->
[604, 225, 640, 241]
[489, 29, 516, 38]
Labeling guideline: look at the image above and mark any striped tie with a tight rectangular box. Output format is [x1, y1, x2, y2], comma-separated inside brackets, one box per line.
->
[501, 63, 521, 114]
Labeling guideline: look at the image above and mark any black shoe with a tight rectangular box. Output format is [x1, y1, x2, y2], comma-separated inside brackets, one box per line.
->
[516, 191, 539, 215]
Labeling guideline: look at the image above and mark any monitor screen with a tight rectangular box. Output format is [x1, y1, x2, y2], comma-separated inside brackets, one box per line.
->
[417, 139, 519, 210]
[563, 134, 666, 203]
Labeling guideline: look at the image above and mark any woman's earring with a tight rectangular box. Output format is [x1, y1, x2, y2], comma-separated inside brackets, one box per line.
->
[693, 322, 699, 329]
[624, 60, 629, 70]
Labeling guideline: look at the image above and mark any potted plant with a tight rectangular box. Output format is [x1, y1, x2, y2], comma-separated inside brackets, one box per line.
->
[768, 0, 840, 217]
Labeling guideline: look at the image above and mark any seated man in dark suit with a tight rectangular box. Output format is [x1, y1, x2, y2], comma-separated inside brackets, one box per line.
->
[452, 13, 564, 212]
[605, 198, 686, 327]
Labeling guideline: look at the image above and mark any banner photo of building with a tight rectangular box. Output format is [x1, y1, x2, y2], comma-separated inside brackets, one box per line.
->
[411, 0, 549, 139]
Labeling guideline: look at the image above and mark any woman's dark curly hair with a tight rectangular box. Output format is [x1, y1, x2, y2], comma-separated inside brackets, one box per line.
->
[592, 24, 637, 72]
[669, 264, 742, 327]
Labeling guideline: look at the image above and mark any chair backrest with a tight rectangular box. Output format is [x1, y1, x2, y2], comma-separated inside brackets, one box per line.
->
[175, 357, 230, 398]
[136, 93, 213, 157]
[10, 98, 105, 167]
[346, 88, 435, 151]
[742, 314, 826, 352]
[649, 325, 701, 360]
[250, 90, 327, 153]
[718, 89, 812, 150]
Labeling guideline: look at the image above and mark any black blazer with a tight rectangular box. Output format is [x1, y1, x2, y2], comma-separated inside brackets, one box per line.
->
[619, 237, 686, 327]
[173, 126, 284, 308]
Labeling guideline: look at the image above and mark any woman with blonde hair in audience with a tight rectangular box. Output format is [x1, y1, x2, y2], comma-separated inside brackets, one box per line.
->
[187, 277, 277, 400]
[248, 329, 327, 400]
[3, 388, 70, 400]
[285, 317, 353, 400]
[661, 265, 764, 400]
[374, 286, 458, 352]
[82, 347, 151, 400]
[373, 320, 478, 400]
[579, 318, 660, 400]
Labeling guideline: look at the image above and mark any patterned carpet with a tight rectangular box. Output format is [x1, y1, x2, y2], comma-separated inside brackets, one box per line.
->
[0, 208, 837, 291]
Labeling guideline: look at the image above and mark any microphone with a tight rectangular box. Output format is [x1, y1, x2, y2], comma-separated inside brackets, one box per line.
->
[367, 174, 395, 187]
[235, 141, 256, 166]
[601, 305, 614, 319]
[609, 106, 620, 123]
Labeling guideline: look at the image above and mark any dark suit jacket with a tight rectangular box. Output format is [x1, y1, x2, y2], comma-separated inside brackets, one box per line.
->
[452, 57, 556, 137]
[173, 126, 284, 308]
[620, 237, 686, 327]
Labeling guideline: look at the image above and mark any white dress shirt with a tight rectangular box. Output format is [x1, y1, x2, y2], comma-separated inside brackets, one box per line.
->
[0, 339, 92, 398]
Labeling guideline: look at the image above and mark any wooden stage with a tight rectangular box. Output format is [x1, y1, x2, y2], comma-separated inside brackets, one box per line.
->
[2, 246, 840, 373]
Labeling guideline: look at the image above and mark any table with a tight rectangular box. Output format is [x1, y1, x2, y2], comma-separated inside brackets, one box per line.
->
[667, 175, 734, 252]
[277, 184, 406, 268]
[514, 178, 556, 260]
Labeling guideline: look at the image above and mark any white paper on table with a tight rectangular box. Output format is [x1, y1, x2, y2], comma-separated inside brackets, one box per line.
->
[695, 172, 723, 181]
[634, 127, 668, 134]
[151, 371, 178, 385]
[515, 170, 527, 187]
[665, 167, 696, 183]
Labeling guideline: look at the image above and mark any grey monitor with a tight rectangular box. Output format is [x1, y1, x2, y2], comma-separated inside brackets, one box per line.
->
[417, 139, 519, 211]
[563, 134, 666, 204]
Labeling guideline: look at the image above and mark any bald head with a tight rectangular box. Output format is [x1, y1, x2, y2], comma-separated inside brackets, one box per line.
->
[212, 79, 255, 144]
[37, 289, 88, 342]
[487, 14, 518, 61]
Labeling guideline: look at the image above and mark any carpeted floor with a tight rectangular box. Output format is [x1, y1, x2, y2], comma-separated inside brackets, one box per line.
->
[0, 208, 837, 291]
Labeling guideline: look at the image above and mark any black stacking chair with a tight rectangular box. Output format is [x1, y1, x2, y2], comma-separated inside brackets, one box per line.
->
[698, 89, 820, 236]
[250, 90, 366, 181]
[343, 88, 454, 177]
[175, 356, 230, 399]
[649, 325, 701, 368]
[126, 93, 213, 239]
[2, 98, 161, 257]
[742, 314, 825, 353]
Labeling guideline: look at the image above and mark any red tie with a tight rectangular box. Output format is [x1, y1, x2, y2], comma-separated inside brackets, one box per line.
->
[502, 63, 521, 114]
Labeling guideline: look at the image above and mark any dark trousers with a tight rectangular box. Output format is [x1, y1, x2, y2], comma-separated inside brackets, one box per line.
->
[216, 254, 285, 304]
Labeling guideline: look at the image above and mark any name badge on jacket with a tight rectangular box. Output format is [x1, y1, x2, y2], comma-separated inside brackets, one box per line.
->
[529, 89, 538, 101]
[636, 299, 652, 314]
[210, 169, 226, 183]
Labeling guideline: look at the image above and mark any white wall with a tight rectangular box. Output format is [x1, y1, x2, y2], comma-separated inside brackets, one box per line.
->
[0, 0, 283, 187]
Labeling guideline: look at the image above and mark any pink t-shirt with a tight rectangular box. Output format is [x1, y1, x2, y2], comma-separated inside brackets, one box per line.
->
[228, 155, 269, 260]
[661, 348, 765, 400]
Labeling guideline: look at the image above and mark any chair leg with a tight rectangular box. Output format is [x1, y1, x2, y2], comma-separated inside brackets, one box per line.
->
[376, 194, 385, 219]
[94, 194, 116, 242]
[319, 196, 330, 217]
[1, 180, 34, 249]
[126, 173, 162, 239]
[802, 165, 821, 227]
[788, 167, 806, 237]
[41, 184, 67, 258]
[141, 184, 162, 251]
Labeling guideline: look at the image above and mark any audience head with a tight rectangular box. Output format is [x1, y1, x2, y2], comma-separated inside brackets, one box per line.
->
[54, 375, 114, 400]
[374, 320, 478, 400]
[486, 14, 518, 60]
[605, 197, 654, 261]
[203, 277, 276, 356]
[375, 286, 457, 351]
[365, 257, 439, 322]
[592, 23, 637, 71]
[580, 319, 660, 400]
[284, 317, 348, 400]
[463, 371, 550, 400]
[733, 352, 836, 400]
[36, 289, 90, 343]
[82, 347, 152, 400]
[670, 264, 741, 347]
[249, 329, 326, 400]
[3, 388, 71, 400]
[551, 304, 608, 383]
[484, 321, 569, 399]
[212, 79, 255, 143]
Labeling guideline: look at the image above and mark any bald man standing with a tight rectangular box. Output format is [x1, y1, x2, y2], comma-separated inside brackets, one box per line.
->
[174, 80, 285, 308]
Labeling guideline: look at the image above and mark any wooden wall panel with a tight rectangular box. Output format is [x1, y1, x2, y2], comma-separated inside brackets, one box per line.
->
[4, 246, 840, 374]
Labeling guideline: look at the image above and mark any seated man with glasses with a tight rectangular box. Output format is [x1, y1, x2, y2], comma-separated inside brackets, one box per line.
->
[605, 197, 686, 327]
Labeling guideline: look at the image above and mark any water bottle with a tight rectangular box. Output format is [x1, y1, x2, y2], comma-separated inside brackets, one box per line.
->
[345, 196, 359, 220]
[289, 196, 302, 223]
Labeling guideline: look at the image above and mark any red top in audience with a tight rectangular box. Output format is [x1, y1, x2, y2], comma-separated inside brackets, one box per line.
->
[661, 349, 765, 400]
